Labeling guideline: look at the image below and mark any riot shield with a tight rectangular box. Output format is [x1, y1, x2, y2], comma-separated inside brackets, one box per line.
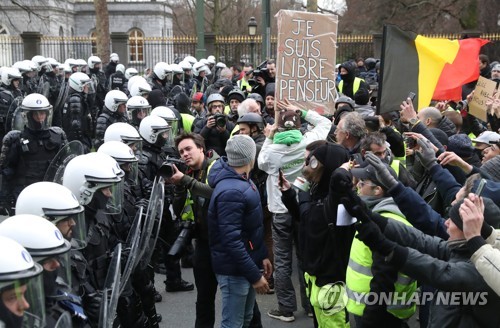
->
[44, 140, 85, 183]
[167, 85, 184, 102]
[54, 311, 72, 328]
[119, 207, 142, 295]
[6, 96, 23, 132]
[137, 177, 165, 270]
[38, 76, 51, 99]
[98, 243, 122, 328]
[54, 80, 69, 116]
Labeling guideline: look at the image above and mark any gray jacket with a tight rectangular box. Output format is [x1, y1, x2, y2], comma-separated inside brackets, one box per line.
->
[385, 220, 500, 328]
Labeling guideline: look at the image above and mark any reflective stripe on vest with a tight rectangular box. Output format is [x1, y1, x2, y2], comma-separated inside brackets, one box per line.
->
[339, 77, 362, 95]
[390, 159, 400, 177]
[346, 211, 417, 319]
[181, 190, 195, 222]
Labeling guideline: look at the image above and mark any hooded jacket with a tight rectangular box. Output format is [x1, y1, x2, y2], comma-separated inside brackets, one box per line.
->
[207, 158, 267, 284]
[338, 61, 369, 99]
[258, 110, 332, 213]
[281, 145, 355, 286]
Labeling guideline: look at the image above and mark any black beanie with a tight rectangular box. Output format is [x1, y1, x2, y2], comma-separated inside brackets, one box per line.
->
[449, 197, 500, 231]
[148, 89, 167, 108]
[266, 83, 275, 98]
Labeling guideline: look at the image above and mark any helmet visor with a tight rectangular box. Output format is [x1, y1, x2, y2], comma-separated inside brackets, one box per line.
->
[121, 161, 139, 186]
[128, 107, 151, 127]
[98, 181, 124, 215]
[52, 211, 87, 250]
[21, 272, 45, 328]
[41, 251, 72, 297]
[22, 109, 53, 131]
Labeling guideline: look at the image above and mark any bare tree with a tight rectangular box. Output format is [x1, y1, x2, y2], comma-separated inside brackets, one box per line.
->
[94, 0, 110, 61]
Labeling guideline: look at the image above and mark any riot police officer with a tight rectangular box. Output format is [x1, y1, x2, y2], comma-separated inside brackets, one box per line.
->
[0, 214, 75, 327]
[0, 236, 44, 328]
[63, 153, 125, 324]
[94, 90, 129, 150]
[0, 93, 66, 211]
[148, 62, 171, 97]
[126, 96, 152, 129]
[15, 181, 99, 326]
[109, 64, 126, 92]
[87, 56, 108, 129]
[62, 72, 93, 151]
[0, 67, 23, 138]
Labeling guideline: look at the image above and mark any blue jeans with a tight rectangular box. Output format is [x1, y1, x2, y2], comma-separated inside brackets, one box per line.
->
[216, 274, 256, 328]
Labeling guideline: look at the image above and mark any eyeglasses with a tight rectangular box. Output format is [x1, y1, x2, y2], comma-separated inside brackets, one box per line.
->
[357, 180, 377, 188]
[211, 104, 224, 109]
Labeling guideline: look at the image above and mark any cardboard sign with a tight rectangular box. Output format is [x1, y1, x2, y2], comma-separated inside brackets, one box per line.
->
[275, 10, 338, 115]
[469, 76, 497, 121]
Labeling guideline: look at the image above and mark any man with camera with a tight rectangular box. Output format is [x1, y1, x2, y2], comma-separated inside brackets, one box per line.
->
[252, 59, 276, 100]
[168, 132, 219, 327]
[193, 93, 235, 156]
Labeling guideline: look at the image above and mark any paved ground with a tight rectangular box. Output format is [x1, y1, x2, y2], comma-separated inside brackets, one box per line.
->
[154, 264, 420, 328]
[154, 265, 313, 328]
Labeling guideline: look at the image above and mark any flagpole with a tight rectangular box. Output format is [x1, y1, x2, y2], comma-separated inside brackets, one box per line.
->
[376, 24, 388, 115]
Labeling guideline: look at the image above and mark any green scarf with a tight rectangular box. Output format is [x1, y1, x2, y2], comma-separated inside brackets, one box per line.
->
[273, 130, 303, 145]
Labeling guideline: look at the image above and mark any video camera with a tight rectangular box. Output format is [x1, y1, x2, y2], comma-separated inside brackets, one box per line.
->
[248, 60, 271, 87]
[158, 156, 188, 179]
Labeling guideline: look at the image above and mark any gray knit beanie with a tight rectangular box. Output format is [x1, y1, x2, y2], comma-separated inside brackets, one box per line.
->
[480, 155, 500, 182]
[225, 135, 256, 167]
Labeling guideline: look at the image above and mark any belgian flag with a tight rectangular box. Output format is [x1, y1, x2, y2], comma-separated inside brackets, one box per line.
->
[377, 25, 489, 114]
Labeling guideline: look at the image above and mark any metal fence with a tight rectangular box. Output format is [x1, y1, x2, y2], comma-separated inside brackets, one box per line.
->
[40, 36, 98, 62]
[3, 33, 500, 70]
[0, 35, 24, 66]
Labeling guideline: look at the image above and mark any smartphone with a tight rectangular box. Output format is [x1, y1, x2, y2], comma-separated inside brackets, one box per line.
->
[407, 92, 416, 102]
[475, 179, 487, 196]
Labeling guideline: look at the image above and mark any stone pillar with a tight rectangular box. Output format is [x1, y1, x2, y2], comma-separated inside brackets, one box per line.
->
[205, 33, 216, 58]
[21, 32, 42, 59]
[110, 32, 129, 67]
[373, 33, 383, 59]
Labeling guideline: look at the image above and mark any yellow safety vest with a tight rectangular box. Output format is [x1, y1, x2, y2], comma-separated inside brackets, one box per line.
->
[180, 113, 194, 133]
[181, 160, 217, 222]
[338, 77, 363, 95]
[238, 78, 251, 92]
[346, 211, 417, 319]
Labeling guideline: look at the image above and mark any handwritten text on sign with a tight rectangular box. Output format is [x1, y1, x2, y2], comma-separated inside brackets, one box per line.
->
[276, 11, 338, 115]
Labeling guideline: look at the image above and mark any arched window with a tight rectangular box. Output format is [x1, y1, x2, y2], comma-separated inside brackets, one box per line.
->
[129, 29, 144, 62]
[90, 31, 97, 56]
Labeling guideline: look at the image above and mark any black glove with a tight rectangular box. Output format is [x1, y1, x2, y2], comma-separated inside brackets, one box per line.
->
[365, 153, 398, 190]
[355, 221, 396, 256]
[82, 291, 102, 325]
[331, 167, 354, 193]
[415, 138, 438, 170]
[135, 198, 149, 211]
[340, 189, 371, 222]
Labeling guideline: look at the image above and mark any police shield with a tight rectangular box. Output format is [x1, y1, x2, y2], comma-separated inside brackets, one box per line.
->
[137, 177, 165, 270]
[54, 311, 72, 328]
[98, 243, 122, 328]
[6, 96, 23, 132]
[119, 207, 142, 295]
[44, 140, 85, 183]
[38, 77, 51, 99]
[54, 80, 69, 115]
